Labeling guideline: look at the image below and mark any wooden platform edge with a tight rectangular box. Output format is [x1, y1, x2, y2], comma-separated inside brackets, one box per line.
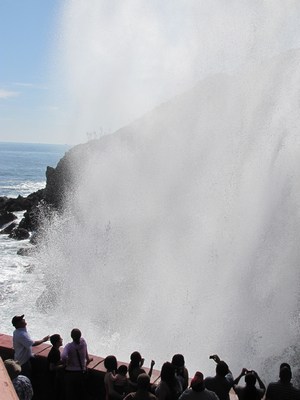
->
[0, 357, 19, 400]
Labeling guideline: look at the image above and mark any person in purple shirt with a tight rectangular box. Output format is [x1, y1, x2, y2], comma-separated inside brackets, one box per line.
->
[62, 328, 93, 400]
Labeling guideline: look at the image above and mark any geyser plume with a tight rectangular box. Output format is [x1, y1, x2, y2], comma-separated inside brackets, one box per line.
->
[32, 0, 300, 378]
[36, 47, 300, 378]
[56, 0, 300, 143]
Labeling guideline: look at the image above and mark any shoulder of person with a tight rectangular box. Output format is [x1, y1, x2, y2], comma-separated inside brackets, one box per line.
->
[233, 385, 243, 393]
[124, 392, 135, 400]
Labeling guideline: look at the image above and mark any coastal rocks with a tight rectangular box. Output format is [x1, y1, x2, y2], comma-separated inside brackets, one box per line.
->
[19, 209, 39, 232]
[17, 247, 34, 256]
[0, 189, 46, 243]
[0, 222, 17, 234]
[0, 190, 45, 213]
[0, 211, 17, 228]
[9, 227, 30, 240]
[44, 145, 84, 208]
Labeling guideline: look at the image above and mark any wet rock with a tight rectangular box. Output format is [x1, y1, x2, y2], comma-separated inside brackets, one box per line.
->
[17, 247, 34, 256]
[0, 211, 17, 228]
[0, 222, 17, 234]
[9, 227, 30, 240]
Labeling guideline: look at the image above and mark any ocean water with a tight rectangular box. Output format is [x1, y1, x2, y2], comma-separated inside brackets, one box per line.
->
[0, 142, 69, 337]
[0, 142, 69, 197]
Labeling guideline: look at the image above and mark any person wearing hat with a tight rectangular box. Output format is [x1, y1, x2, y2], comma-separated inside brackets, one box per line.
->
[179, 371, 219, 400]
[4, 358, 33, 400]
[12, 314, 50, 378]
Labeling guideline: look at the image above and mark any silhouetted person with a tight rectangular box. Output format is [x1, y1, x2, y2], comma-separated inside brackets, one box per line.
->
[155, 361, 181, 400]
[104, 355, 123, 400]
[62, 328, 92, 400]
[129, 351, 155, 391]
[4, 358, 33, 400]
[204, 355, 233, 400]
[125, 373, 157, 400]
[172, 354, 189, 393]
[12, 314, 49, 378]
[47, 333, 64, 399]
[266, 363, 300, 400]
[233, 369, 265, 400]
[179, 371, 219, 400]
[114, 364, 129, 396]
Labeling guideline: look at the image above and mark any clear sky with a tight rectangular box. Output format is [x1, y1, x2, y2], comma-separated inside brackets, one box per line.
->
[1, 1, 300, 145]
[0, 0, 65, 144]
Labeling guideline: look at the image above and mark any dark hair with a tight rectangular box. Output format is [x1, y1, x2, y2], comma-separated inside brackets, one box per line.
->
[280, 366, 292, 383]
[245, 372, 256, 386]
[71, 328, 81, 344]
[216, 361, 229, 377]
[117, 364, 128, 375]
[137, 373, 150, 390]
[50, 334, 61, 346]
[104, 355, 118, 372]
[130, 351, 142, 365]
[243, 372, 259, 400]
[172, 354, 185, 367]
[161, 362, 179, 397]
[280, 363, 291, 371]
[161, 362, 177, 385]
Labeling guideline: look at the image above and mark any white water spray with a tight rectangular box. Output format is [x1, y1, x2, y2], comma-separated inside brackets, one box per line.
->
[35, 0, 300, 380]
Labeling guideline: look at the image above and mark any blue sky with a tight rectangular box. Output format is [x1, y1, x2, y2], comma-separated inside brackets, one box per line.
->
[1, 1, 300, 145]
[0, 0, 63, 144]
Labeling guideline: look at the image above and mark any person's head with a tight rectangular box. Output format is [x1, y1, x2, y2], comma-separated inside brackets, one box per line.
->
[11, 314, 26, 329]
[4, 359, 21, 380]
[161, 362, 176, 385]
[280, 363, 291, 371]
[71, 328, 81, 344]
[104, 355, 118, 372]
[191, 371, 205, 392]
[172, 354, 185, 369]
[130, 351, 142, 367]
[216, 361, 229, 377]
[137, 373, 150, 390]
[279, 366, 292, 383]
[117, 364, 128, 376]
[245, 372, 257, 387]
[50, 334, 63, 347]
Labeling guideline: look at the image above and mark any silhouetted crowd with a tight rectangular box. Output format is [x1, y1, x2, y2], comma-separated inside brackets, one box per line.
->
[6, 314, 300, 400]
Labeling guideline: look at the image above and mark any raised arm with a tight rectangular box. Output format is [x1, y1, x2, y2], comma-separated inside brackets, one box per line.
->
[148, 360, 155, 378]
[32, 335, 50, 346]
[253, 371, 266, 392]
[233, 368, 248, 385]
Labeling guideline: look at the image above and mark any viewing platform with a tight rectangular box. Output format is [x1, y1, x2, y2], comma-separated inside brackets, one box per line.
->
[0, 333, 238, 400]
[0, 333, 161, 399]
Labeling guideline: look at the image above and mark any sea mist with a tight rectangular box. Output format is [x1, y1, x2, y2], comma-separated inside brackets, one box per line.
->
[35, 0, 300, 379]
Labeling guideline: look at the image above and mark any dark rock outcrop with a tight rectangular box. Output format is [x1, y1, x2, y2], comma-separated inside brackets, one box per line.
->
[9, 227, 30, 240]
[0, 222, 17, 234]
[0, 189, 47, 241]
[0, 211, 17, 228]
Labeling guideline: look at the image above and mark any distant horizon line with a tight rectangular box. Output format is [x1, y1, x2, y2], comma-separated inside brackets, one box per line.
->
[0, 140, 73, 147]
